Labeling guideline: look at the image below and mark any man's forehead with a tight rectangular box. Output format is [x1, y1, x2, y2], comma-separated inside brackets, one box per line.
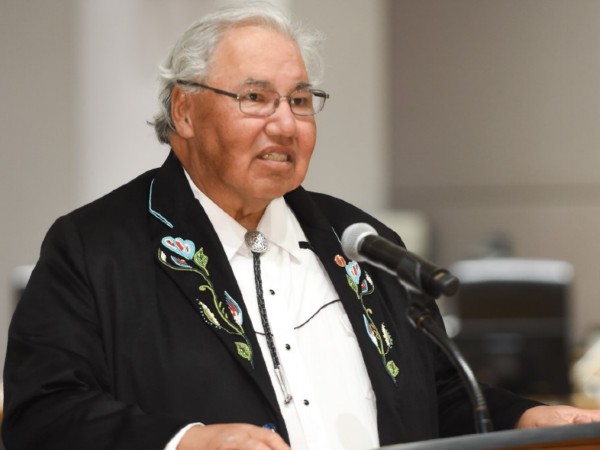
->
[209, 26, 309, 87]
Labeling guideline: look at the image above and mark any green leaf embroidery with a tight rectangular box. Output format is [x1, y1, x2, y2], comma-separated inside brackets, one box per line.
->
[346, 274, 359, 295]
[194, 248, 209, 271]
[386, 360, 400, 379]
[236, 342, 252, 361]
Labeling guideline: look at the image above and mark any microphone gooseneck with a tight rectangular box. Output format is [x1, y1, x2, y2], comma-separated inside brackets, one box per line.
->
[407, 302, 493, 433]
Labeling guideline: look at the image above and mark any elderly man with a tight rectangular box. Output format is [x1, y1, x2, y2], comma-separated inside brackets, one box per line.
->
[3, 2, 600, 450]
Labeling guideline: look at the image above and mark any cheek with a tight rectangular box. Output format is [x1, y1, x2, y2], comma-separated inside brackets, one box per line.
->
[208, 123, 255, 167]
[224, 120, 265, 154]
[299, 124, 317, 160]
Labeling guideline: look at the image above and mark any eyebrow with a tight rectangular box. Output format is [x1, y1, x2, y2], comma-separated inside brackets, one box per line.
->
[241, 78, 313, 90]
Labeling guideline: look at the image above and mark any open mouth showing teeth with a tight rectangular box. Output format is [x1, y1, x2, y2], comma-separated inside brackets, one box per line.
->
[261, 153, 288, 162]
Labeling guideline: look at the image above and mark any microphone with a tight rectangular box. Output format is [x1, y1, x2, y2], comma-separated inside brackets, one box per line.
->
[340, 223, 459, 298]
[342, 224, 492, 432]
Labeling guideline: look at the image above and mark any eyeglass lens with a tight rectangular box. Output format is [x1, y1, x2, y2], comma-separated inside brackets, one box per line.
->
[239, 90, 325, 117]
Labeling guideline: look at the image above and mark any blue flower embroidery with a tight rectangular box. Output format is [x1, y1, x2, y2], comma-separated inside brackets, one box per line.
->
[159, 237, 253, 366]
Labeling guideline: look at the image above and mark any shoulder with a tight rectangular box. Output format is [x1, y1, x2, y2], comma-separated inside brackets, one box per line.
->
[302, 190, 404, 245]
[42, 168, 159, 255]
[69, 169, 158, 224]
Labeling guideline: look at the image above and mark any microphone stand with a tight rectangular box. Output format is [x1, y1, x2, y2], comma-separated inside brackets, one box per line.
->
[405, 289, 494, 434]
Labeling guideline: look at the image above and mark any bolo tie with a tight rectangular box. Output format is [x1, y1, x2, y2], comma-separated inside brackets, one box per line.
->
[244, 230, 293, 404]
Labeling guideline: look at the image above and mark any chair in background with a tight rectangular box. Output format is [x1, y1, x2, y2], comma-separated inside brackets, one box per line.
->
[445, 258, 574, 401]
[11, 264, 34, 307]
[0, 264, 35, 450]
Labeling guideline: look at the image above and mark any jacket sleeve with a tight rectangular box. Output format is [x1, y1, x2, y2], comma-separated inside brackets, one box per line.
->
[2, 216, 189, 450]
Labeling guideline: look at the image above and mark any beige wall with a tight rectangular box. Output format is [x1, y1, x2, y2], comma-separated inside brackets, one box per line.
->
[0, 1, 80, 365]
[389, 0, 600, 344]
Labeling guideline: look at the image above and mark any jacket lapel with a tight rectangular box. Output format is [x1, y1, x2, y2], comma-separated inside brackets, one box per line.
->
[284, 187, 402, 390]
[147, 152, 279, 409]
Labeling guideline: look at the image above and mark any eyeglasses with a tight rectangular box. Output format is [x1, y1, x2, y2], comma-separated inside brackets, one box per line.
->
[176, 80, 329, 117]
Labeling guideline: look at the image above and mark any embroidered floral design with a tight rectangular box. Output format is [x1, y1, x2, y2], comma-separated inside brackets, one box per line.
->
[336, 253, 399, 382]
[159, 236, 254, 366]
[162, 236, 195, 259]
[334, 254, 346, 267]
[387, 360, 400, 379]
[225, 292, 243, 326]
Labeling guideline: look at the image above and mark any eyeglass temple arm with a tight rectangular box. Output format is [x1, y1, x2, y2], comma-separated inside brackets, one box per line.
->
[175, 80, 240, 100]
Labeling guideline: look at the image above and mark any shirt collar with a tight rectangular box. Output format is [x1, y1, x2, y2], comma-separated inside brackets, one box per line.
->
[184, 170, 304, 262]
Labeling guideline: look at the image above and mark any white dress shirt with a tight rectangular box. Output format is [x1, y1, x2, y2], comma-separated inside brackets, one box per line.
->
[166, 174, 379, 450]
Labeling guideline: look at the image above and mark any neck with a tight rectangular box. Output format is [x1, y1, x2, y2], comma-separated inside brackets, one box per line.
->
[233, 208, 266, 231]
[174, 151, 269, 230]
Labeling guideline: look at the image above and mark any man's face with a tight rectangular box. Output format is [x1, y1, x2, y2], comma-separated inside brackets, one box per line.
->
[175, 25, 317, 218]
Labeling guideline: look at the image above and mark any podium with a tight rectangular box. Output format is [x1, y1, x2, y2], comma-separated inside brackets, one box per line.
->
[379, 422, 600, 450]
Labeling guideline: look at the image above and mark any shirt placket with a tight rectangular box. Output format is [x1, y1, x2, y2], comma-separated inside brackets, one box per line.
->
[260, 246, 331, 450]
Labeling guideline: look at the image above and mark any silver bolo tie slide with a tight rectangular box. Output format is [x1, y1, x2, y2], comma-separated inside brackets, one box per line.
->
[244, 230, 293, 404]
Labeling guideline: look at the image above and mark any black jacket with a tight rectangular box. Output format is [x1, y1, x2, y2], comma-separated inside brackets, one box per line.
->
[2, 152, 540, 450]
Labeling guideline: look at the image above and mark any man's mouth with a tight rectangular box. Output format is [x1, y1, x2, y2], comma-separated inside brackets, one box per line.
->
[261, 152, 289, 162]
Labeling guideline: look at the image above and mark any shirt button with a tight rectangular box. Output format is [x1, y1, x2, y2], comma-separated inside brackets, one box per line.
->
[285, 344, 291, 350]
[269, 289, 275, 295]
[303, 399, 309, 406]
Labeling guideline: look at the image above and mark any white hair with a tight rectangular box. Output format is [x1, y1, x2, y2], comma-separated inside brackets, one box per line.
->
[151, 1, 325, 145]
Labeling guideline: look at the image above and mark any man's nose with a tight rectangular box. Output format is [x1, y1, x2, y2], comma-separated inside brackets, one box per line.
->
[265, 99, 298, 137]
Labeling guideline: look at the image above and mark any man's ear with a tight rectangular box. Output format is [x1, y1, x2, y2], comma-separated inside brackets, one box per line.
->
[170, 86, 195, 138]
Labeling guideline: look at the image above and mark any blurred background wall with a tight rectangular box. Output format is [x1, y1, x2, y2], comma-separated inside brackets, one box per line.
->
[388, 0, 600, 350]
[1, 0, 600, 389]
